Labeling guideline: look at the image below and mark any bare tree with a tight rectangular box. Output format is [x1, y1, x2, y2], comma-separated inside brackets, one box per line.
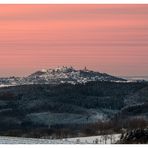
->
[76, 139, 80, 144]
[102, 134, 108, 144]
[95, 138, 99, 144]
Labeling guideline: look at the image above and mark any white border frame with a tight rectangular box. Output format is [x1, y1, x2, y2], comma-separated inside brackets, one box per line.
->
[0, 1, 147, 148]
[0, 0, 148, 4]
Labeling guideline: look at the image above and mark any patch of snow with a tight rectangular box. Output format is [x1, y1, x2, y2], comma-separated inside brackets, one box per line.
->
[0, 84, 14, 88]
[66, 134, 121, 144]
[41, 69, 47, 72]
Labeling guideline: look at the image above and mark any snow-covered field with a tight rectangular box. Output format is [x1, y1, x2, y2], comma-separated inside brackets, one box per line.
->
[0, 134, 121, 144]
[67, 134, 121, 144]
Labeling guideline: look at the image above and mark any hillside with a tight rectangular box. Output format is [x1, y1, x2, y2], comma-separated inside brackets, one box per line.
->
[0, 81, 147, 137]
[0, 66, 126, 87]
[0, 134, 121, 144]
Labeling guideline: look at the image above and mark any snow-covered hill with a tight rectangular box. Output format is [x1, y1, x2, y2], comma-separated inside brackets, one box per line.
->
[0, 66, 126, 87]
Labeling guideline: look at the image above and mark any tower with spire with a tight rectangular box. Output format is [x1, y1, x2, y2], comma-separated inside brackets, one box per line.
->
[84, 66, 87, 71]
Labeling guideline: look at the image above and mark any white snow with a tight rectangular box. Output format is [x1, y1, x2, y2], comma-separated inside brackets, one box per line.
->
[41, 69, 47, 72]
[66, 134, 121, 144]
[0, 134, 121, 144]
[0, 84, 14, 88]
[0, 136, 73, 144]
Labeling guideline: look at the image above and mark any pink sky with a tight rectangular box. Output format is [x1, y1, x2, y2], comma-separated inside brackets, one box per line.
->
[0, 5, 148, 77]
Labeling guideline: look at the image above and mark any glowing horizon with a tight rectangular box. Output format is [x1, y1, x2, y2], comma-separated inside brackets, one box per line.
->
[0, 5, 148, 77]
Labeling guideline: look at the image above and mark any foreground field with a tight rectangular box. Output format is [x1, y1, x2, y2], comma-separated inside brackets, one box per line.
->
[0, 134, 121, 144]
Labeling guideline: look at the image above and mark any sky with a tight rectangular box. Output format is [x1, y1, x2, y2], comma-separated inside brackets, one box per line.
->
[0, 4, 148, 77]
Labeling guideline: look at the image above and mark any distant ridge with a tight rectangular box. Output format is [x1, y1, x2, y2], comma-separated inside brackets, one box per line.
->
[0, 66, 126, 87]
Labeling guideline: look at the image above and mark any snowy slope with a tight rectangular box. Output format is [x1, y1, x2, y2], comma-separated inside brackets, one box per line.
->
[0, 134, 121, 144]
[66, 134, 121, 144]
